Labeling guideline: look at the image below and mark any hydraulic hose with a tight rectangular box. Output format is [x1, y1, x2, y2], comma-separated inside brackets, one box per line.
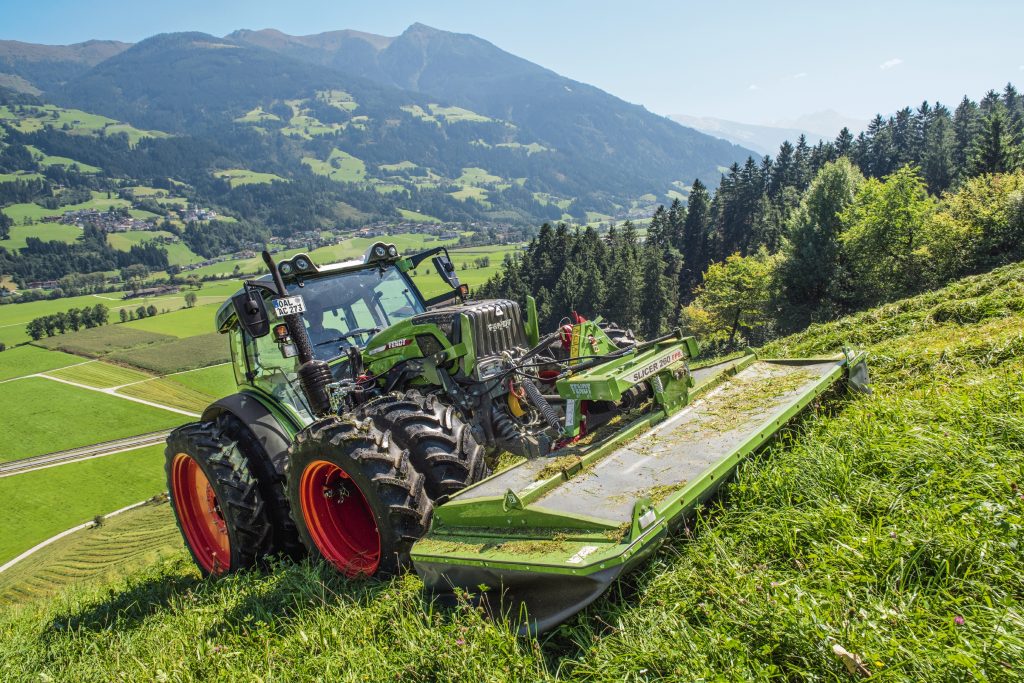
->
[522, 378, 561, 432]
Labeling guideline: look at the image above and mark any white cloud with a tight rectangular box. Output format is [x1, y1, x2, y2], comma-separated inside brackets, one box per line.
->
[1020, 65, 1024, 71]
[880, 58, 903, 70]
[748, 84, 760, 91]
[790, 72, 808, 79]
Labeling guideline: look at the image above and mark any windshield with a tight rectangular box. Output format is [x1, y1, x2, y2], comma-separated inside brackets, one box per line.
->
[287, 266, 424, 362]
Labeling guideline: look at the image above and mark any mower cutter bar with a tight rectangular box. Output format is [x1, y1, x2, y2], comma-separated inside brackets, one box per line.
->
[412, 350, 869, 635]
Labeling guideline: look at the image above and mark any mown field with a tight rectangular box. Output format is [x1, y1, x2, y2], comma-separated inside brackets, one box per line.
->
[0, 445, 169, 565]
[0, 263, 1022, 680]
[0, 501, 182, 607]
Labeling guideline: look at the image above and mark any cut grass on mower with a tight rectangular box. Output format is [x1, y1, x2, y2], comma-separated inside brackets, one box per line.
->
[1, 263, 1023, 680]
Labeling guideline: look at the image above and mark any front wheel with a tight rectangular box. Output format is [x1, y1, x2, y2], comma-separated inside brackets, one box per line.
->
[165, 422, 273, 575]
[288, 418, 431, 577]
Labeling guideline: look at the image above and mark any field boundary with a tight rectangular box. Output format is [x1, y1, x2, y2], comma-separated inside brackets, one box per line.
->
[0, 498, 155, 574]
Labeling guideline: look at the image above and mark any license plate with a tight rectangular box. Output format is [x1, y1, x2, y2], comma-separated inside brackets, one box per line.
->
[272, 295, 306, 317]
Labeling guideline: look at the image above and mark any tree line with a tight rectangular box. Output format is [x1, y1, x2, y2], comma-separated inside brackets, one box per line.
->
[482, 84, 1024, 349]
[25, 303, 109, 340]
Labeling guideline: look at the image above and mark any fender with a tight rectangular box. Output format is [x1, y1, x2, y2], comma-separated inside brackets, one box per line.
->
[202, 392, 296, 476]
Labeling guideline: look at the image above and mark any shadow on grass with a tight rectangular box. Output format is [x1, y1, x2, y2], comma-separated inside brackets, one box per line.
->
[48, 570, 202, 635]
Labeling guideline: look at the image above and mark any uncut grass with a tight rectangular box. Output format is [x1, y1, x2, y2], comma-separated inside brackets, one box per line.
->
[1, 265, 1023, 680]
[107, 332, 230, 374]
[34, 325, 174, 357]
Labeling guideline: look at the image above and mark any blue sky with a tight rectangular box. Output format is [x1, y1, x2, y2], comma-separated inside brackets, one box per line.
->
[1, 0, 1021, 126]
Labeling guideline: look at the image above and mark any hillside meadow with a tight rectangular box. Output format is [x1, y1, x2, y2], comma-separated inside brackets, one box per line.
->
[0, 262, 1021, 680]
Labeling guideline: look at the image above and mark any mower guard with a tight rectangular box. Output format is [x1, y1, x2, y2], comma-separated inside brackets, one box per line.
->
[412, 349, 869, 635]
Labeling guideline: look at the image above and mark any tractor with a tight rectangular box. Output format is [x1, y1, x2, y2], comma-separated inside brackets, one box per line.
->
[166, 242, 869, 634]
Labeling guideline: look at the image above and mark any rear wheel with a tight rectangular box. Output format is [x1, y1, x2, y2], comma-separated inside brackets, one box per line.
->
[357, 391, 489, 502]
[288, 418, 431, 577]
[165, 422, 273, 575]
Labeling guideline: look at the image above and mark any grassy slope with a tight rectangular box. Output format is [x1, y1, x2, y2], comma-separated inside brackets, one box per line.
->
[2, 265, 1024, 680]
[0, 346, 81, 381]
[0, 501, 182, 607]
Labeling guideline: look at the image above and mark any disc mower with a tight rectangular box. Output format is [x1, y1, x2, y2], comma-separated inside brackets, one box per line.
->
[165, 243, 869, 634]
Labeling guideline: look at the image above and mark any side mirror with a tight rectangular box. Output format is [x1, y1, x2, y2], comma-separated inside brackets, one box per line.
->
[432, 254, 461, 290]
[232, 291, 270, 338]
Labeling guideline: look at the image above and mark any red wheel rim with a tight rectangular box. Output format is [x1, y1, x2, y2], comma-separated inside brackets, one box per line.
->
[299, 460, 381, 577]
[170, 453, 231, 574]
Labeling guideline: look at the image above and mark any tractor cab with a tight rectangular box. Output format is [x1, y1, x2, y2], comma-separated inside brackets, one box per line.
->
[214, 242, 463, 424]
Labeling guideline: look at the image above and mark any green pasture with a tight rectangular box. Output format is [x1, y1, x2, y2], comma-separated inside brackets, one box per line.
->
[167, 363, 237, 399]
[397, 208, 442, 223]
[0, 378, 185, 461]
[4, 222, 81, 250]
[123, 302, 219, 338]
[301, 148, 366, 182]
[0, 446, 170, 565]
[0, 346, 82, 382]
[213, 169, 287, 188]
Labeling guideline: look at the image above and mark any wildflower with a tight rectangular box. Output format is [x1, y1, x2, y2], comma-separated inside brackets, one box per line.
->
[456, 638, 466, 646]
[954, 615, 965, 626]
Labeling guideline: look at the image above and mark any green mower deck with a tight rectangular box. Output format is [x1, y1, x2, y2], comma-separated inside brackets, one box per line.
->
[412, 351, 869, 634]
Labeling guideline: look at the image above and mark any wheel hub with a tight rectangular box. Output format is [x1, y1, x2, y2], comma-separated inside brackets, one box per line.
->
[299, 460, 381, 577]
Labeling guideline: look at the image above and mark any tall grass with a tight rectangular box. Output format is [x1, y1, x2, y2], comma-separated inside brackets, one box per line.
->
[1, 264, 1023, 680]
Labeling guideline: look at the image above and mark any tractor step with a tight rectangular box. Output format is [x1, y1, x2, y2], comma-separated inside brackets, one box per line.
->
[412, 352, 868, 635]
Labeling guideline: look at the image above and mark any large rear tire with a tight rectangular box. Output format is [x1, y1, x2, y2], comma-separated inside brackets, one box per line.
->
[288, 418, 432, 577]
[165, 421, 274, 576]
[357, 391, 489, 502]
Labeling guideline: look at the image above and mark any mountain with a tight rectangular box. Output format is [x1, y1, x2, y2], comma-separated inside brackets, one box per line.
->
[229, 24, 753, 196]
[770, 110, 868, 139]
[0, 27, 755, 229]
[0, 39, 130, 93]
[669, 115, 822, 156]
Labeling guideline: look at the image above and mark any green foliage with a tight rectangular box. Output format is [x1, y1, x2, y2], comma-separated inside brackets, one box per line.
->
[779, 158, 864, 324]
[839, 166, 939, 307]
[684, 248, 781, 347]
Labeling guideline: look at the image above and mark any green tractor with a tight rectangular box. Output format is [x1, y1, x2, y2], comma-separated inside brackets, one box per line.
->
[166, 242, 869, 634]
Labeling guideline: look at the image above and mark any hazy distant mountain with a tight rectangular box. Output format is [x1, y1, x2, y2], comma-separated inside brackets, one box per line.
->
[229, 24, 753, 195]
[672, 109, 870, 157]
[770, 110, 868, 139]
[669, 115, 821, 156]
[0, 39, 130, 93]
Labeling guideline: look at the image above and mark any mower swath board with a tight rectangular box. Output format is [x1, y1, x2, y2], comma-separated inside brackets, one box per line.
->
[413, 353, 867, 634]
